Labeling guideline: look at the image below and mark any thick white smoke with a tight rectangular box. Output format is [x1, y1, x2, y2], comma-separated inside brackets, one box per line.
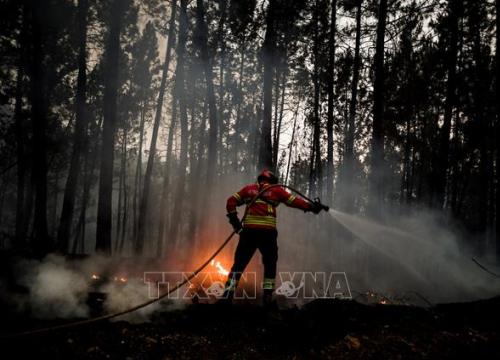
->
[6, 254, 186, 320]
[17, 254, 90, 318]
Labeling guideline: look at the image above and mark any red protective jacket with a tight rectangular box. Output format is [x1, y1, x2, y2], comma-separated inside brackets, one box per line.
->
[226, 183, 312, 230]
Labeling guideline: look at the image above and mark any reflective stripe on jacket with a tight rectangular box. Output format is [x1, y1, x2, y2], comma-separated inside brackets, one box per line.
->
[226, 183, 311, 230]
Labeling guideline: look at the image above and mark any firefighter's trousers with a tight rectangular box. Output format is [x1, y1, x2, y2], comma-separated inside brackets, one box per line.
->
[224, 228, 278, 294]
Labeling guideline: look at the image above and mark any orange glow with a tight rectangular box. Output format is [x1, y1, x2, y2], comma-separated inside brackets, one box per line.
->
[91, 274, 100, 280]
[210, 259, 229, 276]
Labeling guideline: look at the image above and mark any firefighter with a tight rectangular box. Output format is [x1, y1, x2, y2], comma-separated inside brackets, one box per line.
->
[222, 169, 323, 307]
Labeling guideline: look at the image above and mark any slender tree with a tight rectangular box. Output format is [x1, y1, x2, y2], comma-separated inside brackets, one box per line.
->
[57, 0, 89, 253]
[14, 3, 29, 249]
[96, 0, 126, 255]
[369, 0, 388, 215]
[135, 0, 177, 255]
[168, 0, 189, 249]
[434, 0, 461, 208]
[157, 94, 177, 257]
[340, 0, 362, 211]
[195, 0, 218, 192]
[326, 0, 337, 204]
[309, 0, 322, 196]
[259, 0, 277, 170]
[29, 0, 51, 256]
[495, 0, 500, 262]
[216, 0, 227, 171]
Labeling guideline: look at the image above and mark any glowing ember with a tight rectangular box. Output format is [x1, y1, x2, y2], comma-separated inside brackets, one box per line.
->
[210, 259, 229, 276]
[380, 299, 389, 305]
[91, 274, 100, 280]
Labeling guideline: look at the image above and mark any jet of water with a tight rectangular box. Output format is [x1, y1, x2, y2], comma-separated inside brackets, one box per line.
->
[328, 208, 500, 303]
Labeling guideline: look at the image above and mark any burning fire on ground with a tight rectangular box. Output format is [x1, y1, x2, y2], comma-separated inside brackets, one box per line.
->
[90, 273, 128, 283]
[210, 259, 229, 276]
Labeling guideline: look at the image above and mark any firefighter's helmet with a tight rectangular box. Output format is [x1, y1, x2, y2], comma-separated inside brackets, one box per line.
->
[257, 169, 278, 184]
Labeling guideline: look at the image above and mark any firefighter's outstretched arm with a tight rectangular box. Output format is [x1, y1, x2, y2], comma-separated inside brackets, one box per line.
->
[279, 188, 323, 214]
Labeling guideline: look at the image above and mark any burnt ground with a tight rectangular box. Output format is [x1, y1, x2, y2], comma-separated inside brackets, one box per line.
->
[1, 297, 500, 360]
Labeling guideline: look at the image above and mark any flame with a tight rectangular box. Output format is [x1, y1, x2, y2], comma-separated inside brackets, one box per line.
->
[379, 299, 389, 305]
[210, 259, 229, 276]
[91, 274, 100, 280]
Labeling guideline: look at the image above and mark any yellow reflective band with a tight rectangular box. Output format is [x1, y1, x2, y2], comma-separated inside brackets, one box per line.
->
[243, 215, 277, 226]
[225, 278, 238, 292]
[233, 192, 242, 201]
[263, 278, 276, 290]
[286, 195, 296, 205]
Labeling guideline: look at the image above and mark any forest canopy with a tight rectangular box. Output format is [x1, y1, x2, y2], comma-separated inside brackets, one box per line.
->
[0, 0, 499, 262]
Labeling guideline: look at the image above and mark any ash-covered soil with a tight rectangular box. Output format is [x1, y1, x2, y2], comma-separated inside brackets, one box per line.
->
[2, 297, 500, 359]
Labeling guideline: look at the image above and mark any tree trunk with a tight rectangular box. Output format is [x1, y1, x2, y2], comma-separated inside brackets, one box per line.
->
[401, 117, 412, 205]
[434, 0, 461, 209]
[369, 0, 388, 216]
[157, 94, 177, 257]
[216, 0, 227, 172]
[73, 116, 102, 254]
[341, 0, 362, 212]
[168, 0, 189, 250]
[57, 0, 89, 253]
[51, 169, 61, 237]
[117, 129, 128, 254]
[133, 101, 145, 248]
[326, 0, 337, 204]
[135, 0, 177, 256]
[115, 129, 126, 251]
[309, 0, 322, 196]
[273, 62, 286, 168]
[259, 0, 277, 170]
[29, 0, 51, 256]
[285, 94, 302, 185]
[96, 0, 125, 255]
[188, 100, 208, 246]
[196, 0, 219, 194]
[118, 161, 129, 254]
[15, 3, 28, 249]
[233, 44, 245, 171]
[495, 0, 500, 262]
[186, 69, 198, 241]
[469, 1, 489, 252]
[273, 66, 280, 163]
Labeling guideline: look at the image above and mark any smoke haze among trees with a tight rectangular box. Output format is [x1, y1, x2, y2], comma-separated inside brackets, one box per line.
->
[0, 0, 499, 265]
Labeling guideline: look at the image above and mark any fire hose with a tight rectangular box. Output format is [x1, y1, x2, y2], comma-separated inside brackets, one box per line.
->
[1, 184, 328, 338]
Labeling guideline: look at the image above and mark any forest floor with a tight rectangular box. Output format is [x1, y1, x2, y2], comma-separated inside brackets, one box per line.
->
[2, 296, 500, 359]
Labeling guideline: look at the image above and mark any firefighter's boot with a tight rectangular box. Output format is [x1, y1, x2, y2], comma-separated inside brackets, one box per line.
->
[216, 289, 234, 306]
[263, 289, 278, 311]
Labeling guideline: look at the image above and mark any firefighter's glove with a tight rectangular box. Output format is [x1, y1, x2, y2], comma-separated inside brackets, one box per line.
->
[310, 200, 323, 214]
[227, 212, 242, 233]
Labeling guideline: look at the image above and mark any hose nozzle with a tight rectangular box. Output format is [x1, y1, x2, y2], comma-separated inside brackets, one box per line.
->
[314, 197, 330, 212]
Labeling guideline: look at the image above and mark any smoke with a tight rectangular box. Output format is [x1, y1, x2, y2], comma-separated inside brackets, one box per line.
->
[277, 200, 500, 304]
[102, 278, 186, 323]
[4, 171, 498, 320]
[166, 170, 500, 305]
[4, 254, 186, 320]
[16, 254, 90, 318]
